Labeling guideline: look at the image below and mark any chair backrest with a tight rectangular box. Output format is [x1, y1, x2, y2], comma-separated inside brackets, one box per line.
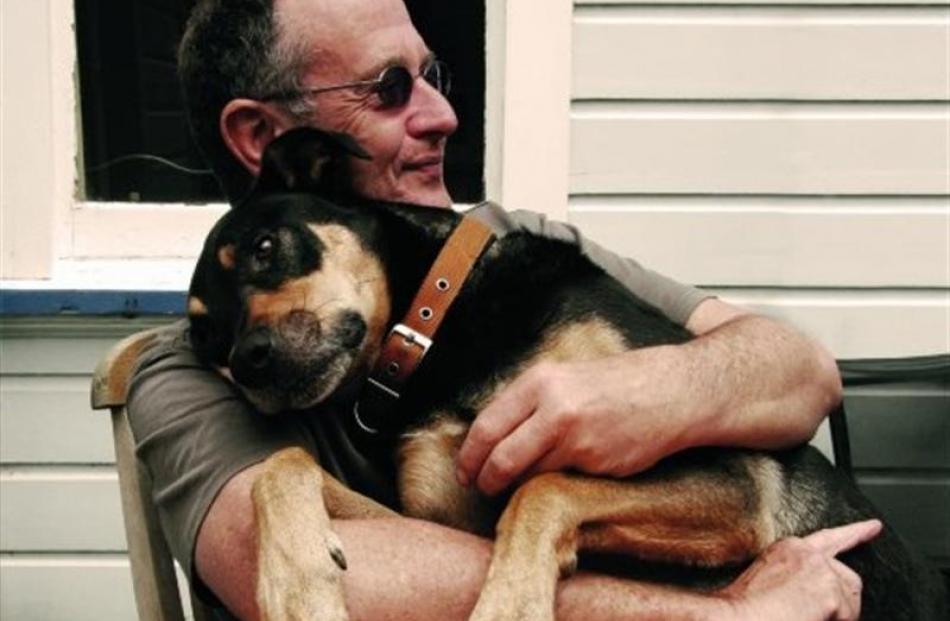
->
[91, 327, 214, 621]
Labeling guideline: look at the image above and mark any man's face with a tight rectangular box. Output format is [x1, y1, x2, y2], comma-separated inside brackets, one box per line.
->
[274, 0, 458, 207]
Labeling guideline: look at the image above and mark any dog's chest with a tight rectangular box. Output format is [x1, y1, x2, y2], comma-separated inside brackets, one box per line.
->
[396, 416, 503, 536]
[391, 314, 633, 535]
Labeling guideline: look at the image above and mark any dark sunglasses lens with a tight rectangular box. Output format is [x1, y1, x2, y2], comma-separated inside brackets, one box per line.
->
[376, 66, 413, 108]
[424, 61, 451, 97]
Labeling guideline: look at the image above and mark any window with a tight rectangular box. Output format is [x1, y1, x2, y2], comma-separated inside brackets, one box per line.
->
[76, 0, 219, 203]
[0, 0, 569, 281]
[408, 0, 485, 203]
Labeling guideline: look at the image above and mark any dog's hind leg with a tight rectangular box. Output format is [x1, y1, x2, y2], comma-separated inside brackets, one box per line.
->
[252, 447, 351, 621]
[469, 461, 779, 621]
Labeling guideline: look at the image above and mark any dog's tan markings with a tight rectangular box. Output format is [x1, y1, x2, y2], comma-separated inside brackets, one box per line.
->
[307, 224, 391, 354]
[398, 416, 498, 536]
[252, 447, 348, 621]
[748, 454, 810, 545]
[246, 277, 315, 325]
[187, 296, 209, 316]
[461, 318, 629, 414]
[217, 243, 236, 270]
[214, 365, 234, 383]
[245, 224, 390, 351]
[534, 317, 628, 363]
[746, 455, 784, 547]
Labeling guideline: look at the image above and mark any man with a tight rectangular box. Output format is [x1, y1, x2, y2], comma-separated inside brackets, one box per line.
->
[128, 0, 873, 619]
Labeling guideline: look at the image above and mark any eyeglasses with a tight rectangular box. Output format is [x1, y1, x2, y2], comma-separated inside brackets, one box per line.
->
[261, 58, 451, 110]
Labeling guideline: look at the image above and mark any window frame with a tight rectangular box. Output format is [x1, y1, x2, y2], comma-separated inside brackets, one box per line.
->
[1, 0, 571, 283]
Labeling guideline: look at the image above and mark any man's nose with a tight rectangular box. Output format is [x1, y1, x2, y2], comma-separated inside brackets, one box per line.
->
[407, 79, 458, 139]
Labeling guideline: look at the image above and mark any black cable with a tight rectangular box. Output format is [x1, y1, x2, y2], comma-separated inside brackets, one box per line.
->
[85, 153, 213, 176]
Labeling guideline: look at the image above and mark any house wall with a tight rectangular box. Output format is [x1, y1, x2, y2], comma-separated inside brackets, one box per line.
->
[567, 0, 950, 567]
[568, 0, 949, 359]
[0, 317, 195, 620]
[566, 0, 950, 577]
[0, 0, 947, 618]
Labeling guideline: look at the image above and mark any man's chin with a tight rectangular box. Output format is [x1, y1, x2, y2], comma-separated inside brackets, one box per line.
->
[404, 185, 452, 208]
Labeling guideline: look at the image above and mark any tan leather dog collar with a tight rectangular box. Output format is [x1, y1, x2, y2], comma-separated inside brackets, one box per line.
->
[354, 215, 495, 434]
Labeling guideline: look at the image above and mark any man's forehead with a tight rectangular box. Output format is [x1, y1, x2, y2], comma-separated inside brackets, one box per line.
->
[275, 0, 426, 77]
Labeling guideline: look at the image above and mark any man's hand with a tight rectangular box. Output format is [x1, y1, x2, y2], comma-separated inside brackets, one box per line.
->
[457, 309, 841, 496]
[719, 519, 882, 621]
[456, 349, 692, 495]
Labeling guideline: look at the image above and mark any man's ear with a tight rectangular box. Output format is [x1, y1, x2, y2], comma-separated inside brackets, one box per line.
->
[220, 99, 291, 177]
[255, 127, 371, 194]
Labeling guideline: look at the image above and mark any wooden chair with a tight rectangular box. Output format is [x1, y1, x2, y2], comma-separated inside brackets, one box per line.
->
[91, 326, 216, 621]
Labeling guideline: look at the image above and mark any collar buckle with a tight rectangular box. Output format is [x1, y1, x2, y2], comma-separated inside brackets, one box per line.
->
[389, 323, 433, 356]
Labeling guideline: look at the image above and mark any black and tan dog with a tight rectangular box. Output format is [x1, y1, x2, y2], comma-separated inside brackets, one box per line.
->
[187, 128, 944, 621]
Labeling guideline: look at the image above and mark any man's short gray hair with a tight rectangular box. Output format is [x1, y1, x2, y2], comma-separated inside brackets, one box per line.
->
[178, 0, 315, 202]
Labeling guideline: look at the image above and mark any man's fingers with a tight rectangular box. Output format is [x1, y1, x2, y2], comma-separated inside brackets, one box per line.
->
[456, 376, 538, 487]
[804, 519, 882, 557]
[828, 559, 863, 621]
[525, 448, 567, 479]
[475, 413, 556, 495]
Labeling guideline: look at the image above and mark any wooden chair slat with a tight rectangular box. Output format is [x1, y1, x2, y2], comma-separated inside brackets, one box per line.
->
[92, 327, 217, 621]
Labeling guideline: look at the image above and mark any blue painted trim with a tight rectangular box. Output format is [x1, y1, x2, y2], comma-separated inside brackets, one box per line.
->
[0, 290, 186, 316]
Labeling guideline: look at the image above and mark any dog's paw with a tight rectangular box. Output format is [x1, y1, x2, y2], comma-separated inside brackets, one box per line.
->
[468, 570, 555, 621]
[327, 531, 347, 570]
[258, 576, 349, 621]
[257, 534, 350, 621]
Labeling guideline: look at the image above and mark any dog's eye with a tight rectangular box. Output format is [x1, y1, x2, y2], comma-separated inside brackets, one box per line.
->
[254, 235, 275, 263]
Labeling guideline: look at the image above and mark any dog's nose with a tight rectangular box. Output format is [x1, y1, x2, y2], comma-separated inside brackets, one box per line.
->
[231, 327, 275, 387]
[337, 311, 367, 348]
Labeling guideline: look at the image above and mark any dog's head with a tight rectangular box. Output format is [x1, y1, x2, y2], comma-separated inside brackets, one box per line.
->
[187, 128, 392, 413]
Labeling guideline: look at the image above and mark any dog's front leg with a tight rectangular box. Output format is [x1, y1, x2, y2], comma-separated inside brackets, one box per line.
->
[467, 473, 580, 621]
[251, 447, 349, 621]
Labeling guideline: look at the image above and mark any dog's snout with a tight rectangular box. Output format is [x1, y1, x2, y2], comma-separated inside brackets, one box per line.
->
[245, 329, 274, 368]
[338, 311, 367, 348]
[231, 327, 275, 387]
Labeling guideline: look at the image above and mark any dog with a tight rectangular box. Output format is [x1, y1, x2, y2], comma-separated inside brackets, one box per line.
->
[187, 127, 946, 620]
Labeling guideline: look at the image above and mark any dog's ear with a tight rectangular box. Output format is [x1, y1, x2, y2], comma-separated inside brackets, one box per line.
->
[255, 127, 371, 195]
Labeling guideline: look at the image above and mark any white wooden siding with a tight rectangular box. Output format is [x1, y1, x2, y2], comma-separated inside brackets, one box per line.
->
[571, 104, 949, 196]
[0, 318, 193, 620]
[570, 1, 950, 359]
[0, 376, 115, 464]
[570, 0, 950, 569]
[0, 556, 193, 621]
[573, 7, 950, 100]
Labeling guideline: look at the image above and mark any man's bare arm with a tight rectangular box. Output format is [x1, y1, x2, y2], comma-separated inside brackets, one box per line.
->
[196, 463, 872, 621]
[456, 299, 842, 494]
[680, 298, 842, 450]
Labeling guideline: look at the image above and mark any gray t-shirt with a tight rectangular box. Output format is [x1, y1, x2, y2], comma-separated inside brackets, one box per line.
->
[126, 202, 710, 594]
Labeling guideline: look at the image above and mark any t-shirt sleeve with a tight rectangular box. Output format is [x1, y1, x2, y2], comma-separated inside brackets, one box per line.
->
[126, 320, 315, 589]
[495, 207, 711, 326]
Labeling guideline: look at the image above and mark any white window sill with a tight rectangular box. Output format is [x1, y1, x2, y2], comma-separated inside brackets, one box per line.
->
[2, 258, 195, 292]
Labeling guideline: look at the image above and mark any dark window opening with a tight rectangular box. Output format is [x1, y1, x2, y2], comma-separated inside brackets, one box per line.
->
[408, 0, 485, 203]
[75, 0, 485, 204]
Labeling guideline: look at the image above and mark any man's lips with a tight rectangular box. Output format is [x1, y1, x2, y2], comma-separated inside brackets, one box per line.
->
[402, 157, 443, 175]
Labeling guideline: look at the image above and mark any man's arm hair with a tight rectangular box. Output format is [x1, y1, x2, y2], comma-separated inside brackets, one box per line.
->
[678, 298, 842, 452]
[456, 297, 840, 494]
[197, 462, 733, 621]
[198, 461, 872, 621]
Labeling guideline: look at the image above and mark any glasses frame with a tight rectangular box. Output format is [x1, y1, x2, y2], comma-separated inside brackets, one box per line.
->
[259, 58, 451, 108]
